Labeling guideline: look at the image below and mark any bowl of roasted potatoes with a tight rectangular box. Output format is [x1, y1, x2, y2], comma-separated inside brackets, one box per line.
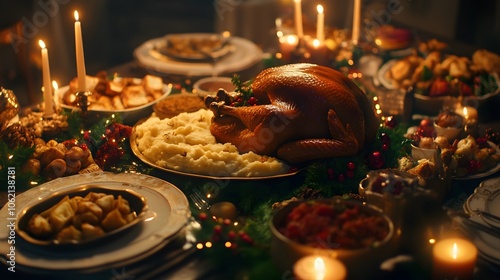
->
[56, 72, 172, 125]
[16, 185, 148, 248]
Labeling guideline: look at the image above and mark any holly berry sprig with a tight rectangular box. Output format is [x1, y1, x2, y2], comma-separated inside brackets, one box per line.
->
[194, 211, 254, 252]
[230, 75, 258, 107]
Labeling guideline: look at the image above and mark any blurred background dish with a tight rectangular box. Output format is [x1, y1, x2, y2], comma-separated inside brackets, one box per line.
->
[134, 34, 263, 76]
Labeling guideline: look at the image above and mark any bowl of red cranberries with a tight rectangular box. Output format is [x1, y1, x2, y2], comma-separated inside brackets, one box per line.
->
[270, 198, 397, 278]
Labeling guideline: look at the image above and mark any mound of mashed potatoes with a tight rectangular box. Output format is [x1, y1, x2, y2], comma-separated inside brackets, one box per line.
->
[133, 109, 290, 177]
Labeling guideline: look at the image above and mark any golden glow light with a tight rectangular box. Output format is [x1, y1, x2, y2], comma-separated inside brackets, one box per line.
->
[314, 257, 326, 280]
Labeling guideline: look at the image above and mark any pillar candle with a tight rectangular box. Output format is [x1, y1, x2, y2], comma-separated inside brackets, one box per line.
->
[74, 11, 87, 92]
[432, 238, 477, 279]
[306, 38, 328, 65]
[352, 0, 361, 44]
[316, 5, 325, 43]
[294, 0, 303, 38]
[278, 34, 299, 62]
[293, 256, 347, 280]
[39, 40, 54, 117]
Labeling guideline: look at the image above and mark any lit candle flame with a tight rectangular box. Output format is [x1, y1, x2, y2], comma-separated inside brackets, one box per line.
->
[312, 39, 321, 48]
[317, 4, 324, 14]
[452, 242, 458, 260]
[287, 35, 297, 44]
[314, 257, 326, 280]
[38, 39, 46, 49]
[74, 10, 79, 21]
[52, 80, 58, 91]
[463, 107, 468, 118]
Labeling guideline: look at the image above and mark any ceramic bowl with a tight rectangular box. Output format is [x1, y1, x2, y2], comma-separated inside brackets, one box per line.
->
[270, 199, 397, 279]
[16, 185, 148, 249]
[433, 121, 463, 142]
[411, 144, 439, 162]
[55, 82, 172, 125]
[192, 76, 236, 96]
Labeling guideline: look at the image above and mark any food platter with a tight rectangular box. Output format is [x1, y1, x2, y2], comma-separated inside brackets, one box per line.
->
[0, 172, 190, 272]
[16, 185, 149, 248]
[129, 119, 302, 180]
[134, 33, 262, 76]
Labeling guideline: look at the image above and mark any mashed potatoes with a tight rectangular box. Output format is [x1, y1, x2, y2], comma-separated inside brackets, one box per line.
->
[133, 109, 289, 177]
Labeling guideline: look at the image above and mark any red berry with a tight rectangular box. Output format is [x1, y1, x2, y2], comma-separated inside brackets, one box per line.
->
[214, 225, 223, 234]
[419, 119, 433, 128]
[380, 132, 391, 145]
[384, 116, 397, 128]
[198, 212, 208, 221]
[247, 96, 257, 105]
[369, 151, 385, 169]
[346, 170, 355, 178]
[347, 162, 356, 170]
[337, 173, 345, 182]
[327, 167, 335, 180]
[382, 143, 389, 151]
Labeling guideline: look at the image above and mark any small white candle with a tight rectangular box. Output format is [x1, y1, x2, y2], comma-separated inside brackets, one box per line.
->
[352, 0, 361, 44]
[294, 0, 304, 38]
[293, 256, 347, 280]
[74, 11, 87, 92]
[316, 5, 325, 43]
[39, 40, 54, 117]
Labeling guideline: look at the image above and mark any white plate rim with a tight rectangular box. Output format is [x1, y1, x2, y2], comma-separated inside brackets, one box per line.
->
[0, 172, 190, 271]
[133, 33, 262, 76]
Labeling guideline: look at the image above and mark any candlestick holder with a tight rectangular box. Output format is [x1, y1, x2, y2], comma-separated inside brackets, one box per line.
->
[75, 90, 92, 127]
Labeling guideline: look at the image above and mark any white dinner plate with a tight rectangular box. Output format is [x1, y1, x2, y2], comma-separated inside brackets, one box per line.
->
[134, 33, 263, 76]
[0, 172, 190, 272]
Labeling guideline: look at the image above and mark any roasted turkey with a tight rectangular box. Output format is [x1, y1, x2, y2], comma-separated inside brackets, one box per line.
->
[205, 63, 379, 163]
